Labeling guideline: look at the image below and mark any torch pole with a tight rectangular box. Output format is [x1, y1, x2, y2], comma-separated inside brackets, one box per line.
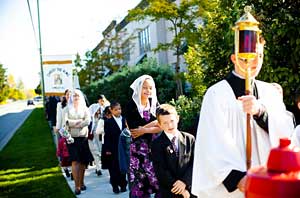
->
[233, 5, 261, 170]
[245, 66, 252, 170]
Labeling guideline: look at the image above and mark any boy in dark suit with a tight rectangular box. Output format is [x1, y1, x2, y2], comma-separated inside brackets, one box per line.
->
[104, 101, 127, 194]
[151, 104, 196, 198]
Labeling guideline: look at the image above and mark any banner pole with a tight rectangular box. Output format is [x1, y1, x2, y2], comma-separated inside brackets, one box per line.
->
[37, 0, 45, 107]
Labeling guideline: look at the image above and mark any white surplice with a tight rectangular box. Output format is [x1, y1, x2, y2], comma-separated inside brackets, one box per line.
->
[292, 125, 300, 147]
[191, 79, 294, 198]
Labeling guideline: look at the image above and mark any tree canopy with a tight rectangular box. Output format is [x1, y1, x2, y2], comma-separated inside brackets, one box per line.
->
[185, 0, 300, 105]
[0, 63, 9, 103]
[0, 64, 27, 103]
[128, 0, 208, 96]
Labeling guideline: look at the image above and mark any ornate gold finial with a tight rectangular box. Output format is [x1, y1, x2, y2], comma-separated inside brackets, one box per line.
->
[244, 5, 252, 13]
[233, 5, 261, 63]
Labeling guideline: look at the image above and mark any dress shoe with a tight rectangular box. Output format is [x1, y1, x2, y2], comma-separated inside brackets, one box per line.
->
[80, 185, 87, 191]
[75, 189, 81, 195]
[96, 170, 102, 176]
[64, 168, 70, 177]
[113, 186, 120, 194]
[120, 186, 127, 192]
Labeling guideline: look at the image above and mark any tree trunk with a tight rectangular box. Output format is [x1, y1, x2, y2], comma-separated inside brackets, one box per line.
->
[175, 52, 183, 98]
[176, 78, 183, 98]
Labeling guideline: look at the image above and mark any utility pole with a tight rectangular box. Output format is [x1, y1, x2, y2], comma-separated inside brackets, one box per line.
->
[37, 0, 46, 107]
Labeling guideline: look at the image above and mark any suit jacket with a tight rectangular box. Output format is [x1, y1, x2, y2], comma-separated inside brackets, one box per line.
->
[151, 131, 195, 198]
[103, 116, 126, 157]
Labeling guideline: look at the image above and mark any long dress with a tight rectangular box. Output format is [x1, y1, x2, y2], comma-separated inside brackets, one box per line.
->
[125, 99, 160, 198]
[191, 76, 294, 198]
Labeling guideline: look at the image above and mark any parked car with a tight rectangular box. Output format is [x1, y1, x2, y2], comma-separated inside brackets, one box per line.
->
[27, 99, 34, 105]
[33, 96, 43, 102]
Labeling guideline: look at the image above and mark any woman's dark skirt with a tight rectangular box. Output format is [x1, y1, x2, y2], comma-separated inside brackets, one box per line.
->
[67, 137, 94, 165]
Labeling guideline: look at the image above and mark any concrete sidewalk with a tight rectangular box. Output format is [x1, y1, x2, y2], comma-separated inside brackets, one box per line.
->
[62, 165, 129, 198]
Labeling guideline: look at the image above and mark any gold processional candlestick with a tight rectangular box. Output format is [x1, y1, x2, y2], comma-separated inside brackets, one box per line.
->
[232, 6, 261, 170]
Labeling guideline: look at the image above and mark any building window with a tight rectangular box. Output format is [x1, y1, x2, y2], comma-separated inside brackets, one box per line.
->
[122, 41, 130, 64]
[138, 26, 151, 55]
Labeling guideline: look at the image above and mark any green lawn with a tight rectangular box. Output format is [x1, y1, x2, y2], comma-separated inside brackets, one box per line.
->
[0, 107, 75, 198]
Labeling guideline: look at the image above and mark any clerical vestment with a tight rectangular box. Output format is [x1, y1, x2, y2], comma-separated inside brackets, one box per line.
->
[192, 80, 294, 198]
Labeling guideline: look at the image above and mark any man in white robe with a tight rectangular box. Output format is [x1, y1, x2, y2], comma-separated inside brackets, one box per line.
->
[191, 39, 294, 198]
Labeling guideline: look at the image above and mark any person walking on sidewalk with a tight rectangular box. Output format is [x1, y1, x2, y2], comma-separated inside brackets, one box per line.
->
[191, 37, 294, 198]
[125, 75, 161, 198]
[98, 106, 112, 170]
[103, 101, 128, 194]
[151, 104, 196, 198]
[55, 89, 72, 177]
[88, 105, 103, 176]
[89, 94, 110, 118]
[65, 89, 93, 195]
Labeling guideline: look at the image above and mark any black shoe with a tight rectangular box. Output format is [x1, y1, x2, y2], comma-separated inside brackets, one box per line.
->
[96, 170, 102, 176]
[75, 189, 81, 195]
[120, 186, 127, 192]
[113, 186, 120, 194]
[80, 185, 86, 191]
[64, 168, 70, 177]
[70, 173, 73, 180]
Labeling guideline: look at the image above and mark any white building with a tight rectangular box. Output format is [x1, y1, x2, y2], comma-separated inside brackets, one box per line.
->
[93, 0, 187, 72]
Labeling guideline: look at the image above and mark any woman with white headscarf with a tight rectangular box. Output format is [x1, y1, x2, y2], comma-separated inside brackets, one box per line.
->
[125, 75, 161, 198]
[64, 89, 93, 195]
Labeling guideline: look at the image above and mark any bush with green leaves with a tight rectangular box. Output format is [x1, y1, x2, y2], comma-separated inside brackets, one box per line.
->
[82, 58, 203, 133]
[82, 58, 177, 109]
[170, 95, 201, 136]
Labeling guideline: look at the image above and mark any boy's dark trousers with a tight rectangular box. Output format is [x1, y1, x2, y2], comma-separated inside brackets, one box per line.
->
[108, 156, 127, 191]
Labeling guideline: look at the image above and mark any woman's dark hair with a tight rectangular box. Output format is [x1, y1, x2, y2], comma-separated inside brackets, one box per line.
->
[61, 96, 67, 108]
[94, 107, 102, 118]
[61, 89, 70, 108]
[64, 89, 70, 95]
[103, 106, 111, 115]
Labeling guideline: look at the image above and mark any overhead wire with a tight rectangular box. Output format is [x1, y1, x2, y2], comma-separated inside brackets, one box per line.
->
[26, 0, 39, 48]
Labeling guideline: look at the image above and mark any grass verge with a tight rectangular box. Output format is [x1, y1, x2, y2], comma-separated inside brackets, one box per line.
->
[0, 107, 75, 198]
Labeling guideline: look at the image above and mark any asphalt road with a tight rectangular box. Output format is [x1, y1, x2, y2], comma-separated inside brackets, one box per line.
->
[0, 100, 34, 150]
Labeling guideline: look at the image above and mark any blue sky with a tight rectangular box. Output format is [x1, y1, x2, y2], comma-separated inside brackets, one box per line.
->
[0, 0, 140, 89]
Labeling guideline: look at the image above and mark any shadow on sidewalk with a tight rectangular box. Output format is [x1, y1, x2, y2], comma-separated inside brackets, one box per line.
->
[61, 165, 129, 198]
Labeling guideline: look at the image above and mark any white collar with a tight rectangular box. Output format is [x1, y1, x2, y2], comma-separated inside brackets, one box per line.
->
[164, 130, 180, 142]
[113, 115, 122, 120]
[113, 115, 122, 130]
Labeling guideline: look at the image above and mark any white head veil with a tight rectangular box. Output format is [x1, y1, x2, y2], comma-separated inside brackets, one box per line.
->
[68, 89, 87, 115]
[130, 75, 158, 118]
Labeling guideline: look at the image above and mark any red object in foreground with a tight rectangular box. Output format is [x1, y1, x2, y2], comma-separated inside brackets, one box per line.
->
[245, 138, 300, 198]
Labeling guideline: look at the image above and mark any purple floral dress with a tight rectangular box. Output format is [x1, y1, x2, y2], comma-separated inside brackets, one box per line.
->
[125, 99, 160, 198]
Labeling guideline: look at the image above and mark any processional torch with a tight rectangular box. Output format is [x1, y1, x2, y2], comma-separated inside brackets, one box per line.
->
[232, 6, 261, 170]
